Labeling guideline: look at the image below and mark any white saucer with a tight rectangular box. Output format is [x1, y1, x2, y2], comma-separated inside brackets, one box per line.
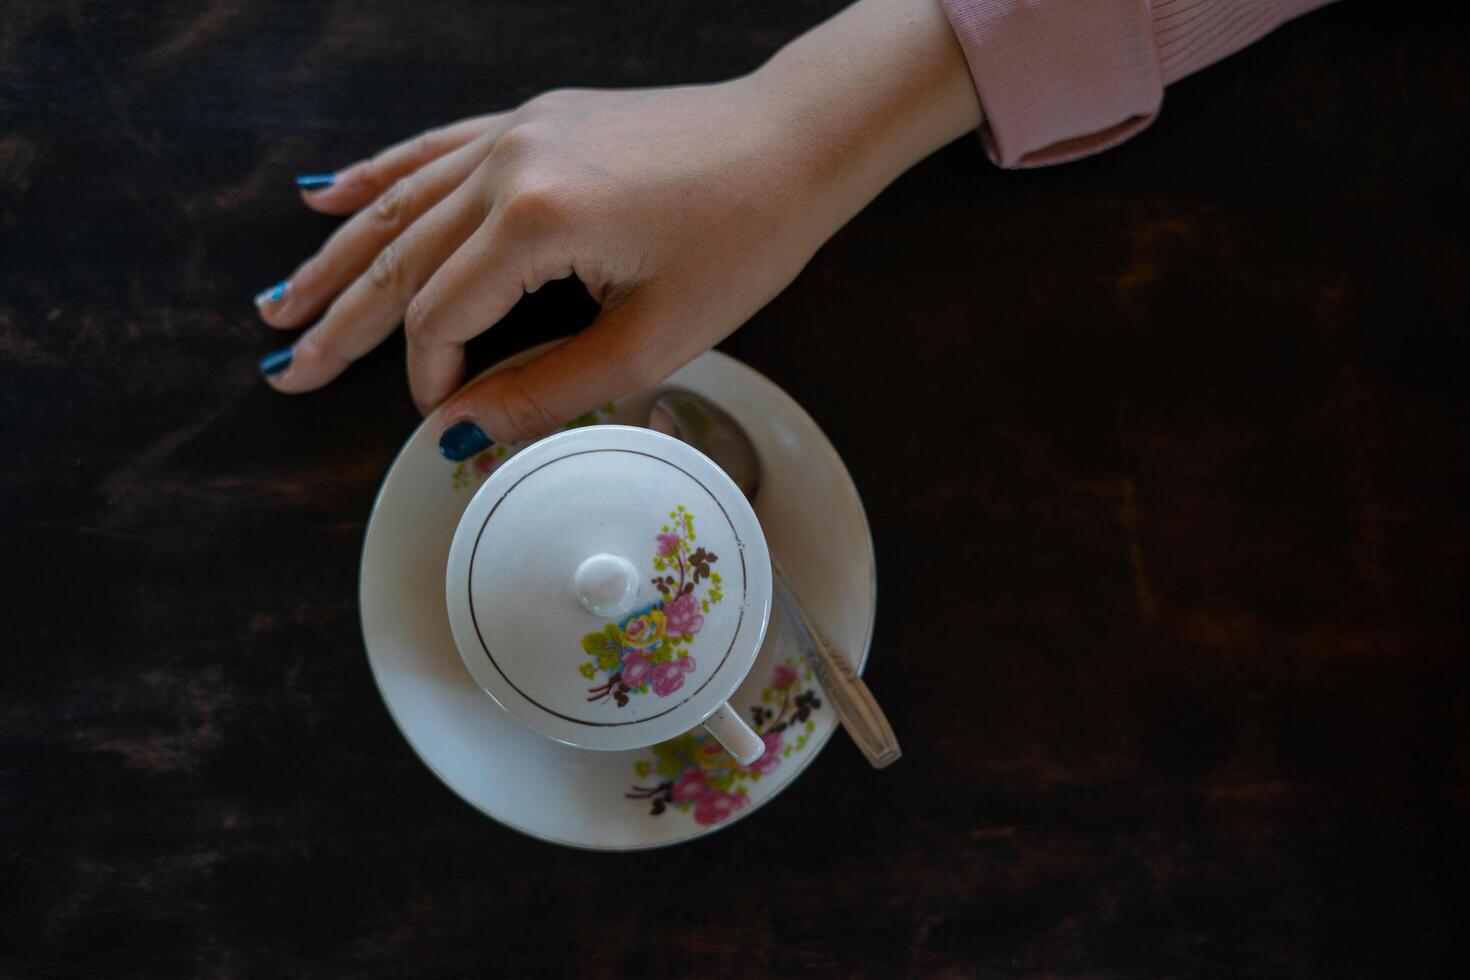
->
[359, 341, 877, 849]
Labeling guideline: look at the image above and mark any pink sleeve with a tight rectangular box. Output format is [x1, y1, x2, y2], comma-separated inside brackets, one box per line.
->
[939, 0, 1338, 168]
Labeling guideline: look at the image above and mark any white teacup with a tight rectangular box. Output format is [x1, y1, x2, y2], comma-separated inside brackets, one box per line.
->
[444, 425, 772, 764]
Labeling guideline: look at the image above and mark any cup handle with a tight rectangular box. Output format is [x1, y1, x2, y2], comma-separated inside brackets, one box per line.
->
[703, 702, 765, 766]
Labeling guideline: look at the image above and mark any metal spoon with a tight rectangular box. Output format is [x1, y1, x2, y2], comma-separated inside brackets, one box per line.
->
[649, 390, 902, 768]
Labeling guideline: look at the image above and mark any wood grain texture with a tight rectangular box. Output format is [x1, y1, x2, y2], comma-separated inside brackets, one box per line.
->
[2, 1, 1467, 976]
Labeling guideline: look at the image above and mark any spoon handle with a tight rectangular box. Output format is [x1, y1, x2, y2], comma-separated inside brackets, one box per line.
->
[771, 561, 902, 769]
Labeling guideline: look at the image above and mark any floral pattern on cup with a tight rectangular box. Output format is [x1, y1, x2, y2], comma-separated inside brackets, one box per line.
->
[449, 403, 615, 489]
[625, 658, 822, 824]
[580, 506, 724, 708]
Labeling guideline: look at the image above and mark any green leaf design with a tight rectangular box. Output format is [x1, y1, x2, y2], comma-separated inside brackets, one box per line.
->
[581, 624, 624, 672]
[577, 661, 596, 680]
[634, 760, 651, 779]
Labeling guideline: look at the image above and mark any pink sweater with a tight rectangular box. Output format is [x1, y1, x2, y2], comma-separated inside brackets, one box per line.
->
[939, 0, 1337, 167]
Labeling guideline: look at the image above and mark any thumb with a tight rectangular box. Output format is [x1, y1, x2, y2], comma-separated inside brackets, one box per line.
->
[434, 293, 677, 459]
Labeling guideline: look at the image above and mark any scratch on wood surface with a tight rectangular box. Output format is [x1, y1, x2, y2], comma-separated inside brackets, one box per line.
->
[1117, 476, 1157, 626]
[96, 386, 254, 527]
[71, 670, 227, 773]
[140, 2, 243, 67]
[0, 135, 39, 189]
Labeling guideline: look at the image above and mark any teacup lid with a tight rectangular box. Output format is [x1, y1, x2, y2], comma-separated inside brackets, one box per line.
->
[445, 425, 772, 752]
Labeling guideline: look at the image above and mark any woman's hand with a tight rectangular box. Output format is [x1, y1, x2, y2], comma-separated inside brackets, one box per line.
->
[258, 83, 841, 456]
[256, 0, 980, 458]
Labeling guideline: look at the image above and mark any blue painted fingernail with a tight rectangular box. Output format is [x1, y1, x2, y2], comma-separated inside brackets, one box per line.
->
[259, 347, 294, 378]
[254, 280, 289, 309]
[439, 420, 493, 461]
[296, 173, 336, 191]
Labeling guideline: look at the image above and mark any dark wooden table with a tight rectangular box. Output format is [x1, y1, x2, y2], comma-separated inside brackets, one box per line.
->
[3, 2, 1466, 976]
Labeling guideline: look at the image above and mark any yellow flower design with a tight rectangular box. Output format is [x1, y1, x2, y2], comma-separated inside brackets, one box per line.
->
[621, 608, 667, 651]
[695, 738, 731, 770]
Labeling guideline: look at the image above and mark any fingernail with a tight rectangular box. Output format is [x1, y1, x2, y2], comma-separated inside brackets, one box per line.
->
[296, 173, 336, 191]
[259, 347, 294, 378]
[439, 420, 493, 461]
[254, 280, 289, 309]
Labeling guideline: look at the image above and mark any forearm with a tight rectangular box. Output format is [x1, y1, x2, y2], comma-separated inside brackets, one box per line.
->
[748, 0, 983, 230]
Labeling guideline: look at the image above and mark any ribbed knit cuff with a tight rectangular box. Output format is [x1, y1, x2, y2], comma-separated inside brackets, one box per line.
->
[940, 0, 1163, 168]
[940, 0, 1338, 168]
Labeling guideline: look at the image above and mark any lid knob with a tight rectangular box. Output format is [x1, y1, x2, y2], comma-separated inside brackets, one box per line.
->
[573, 552, 639, 619]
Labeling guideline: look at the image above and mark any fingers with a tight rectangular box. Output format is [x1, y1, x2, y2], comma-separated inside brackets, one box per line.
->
[402, 195, 575, 412]
[435, 295, 678, 458]
[297, 114, 502, 215]
[257, 132, 495, 330]
[261, 178, 490, 395]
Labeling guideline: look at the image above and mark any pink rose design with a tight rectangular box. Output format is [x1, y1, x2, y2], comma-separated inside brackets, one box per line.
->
[747, 731, 784, 775]
[663, 591, 705, 637]
[771, 665, 798, 691]
[650, 657, 696, 697]
[671, 767, 708, 803]
[656, 533, 682, 557]
[693, 790, 749, 826]
[621, 651, 653, 687]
